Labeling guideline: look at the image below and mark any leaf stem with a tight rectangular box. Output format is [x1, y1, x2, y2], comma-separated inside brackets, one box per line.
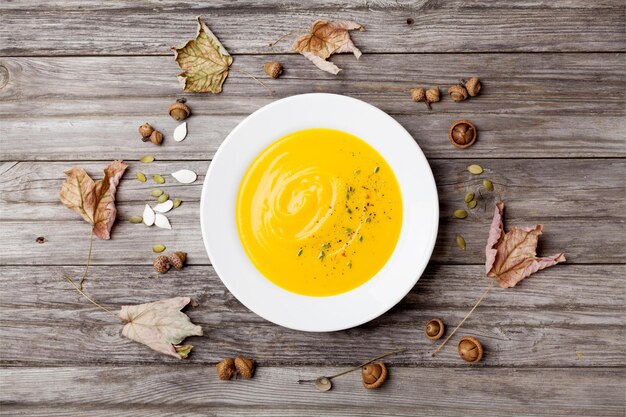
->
[298, 347, 406, 383]
[63, 275, 120, 320]
[432, 281, 494, 357]
[78, 230, 94, 290]
[268, 30, 297, 47]
[230, 67, 273, 94]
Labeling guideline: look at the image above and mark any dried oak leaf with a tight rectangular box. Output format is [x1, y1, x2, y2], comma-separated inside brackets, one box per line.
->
[486, 202, 565, 288]
[172, 17, 233, 93]
[293, 20, 363, 75]
[59, 160, 128, 240]
[119, 297, 203, 359]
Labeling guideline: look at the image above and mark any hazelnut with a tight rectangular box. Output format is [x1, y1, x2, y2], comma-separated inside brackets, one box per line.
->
[168, 99, 191, 121]
[426, 87, 441, 103]
[464, 77, 481, 97]
[448, 84, 468, 102]
[410, 87, 426, 103]
[138, 123, 154, 140]
[216, 358, 236, 380]
[234, 357, 256, 379]
[361, 362, 387, 389]
[263, 62, 283, 79]
[150, 130, 163, 146]
[448, 119, 477, 149]
[425, 318, 445, 340]
[458, 336, 483, 363]
[167, 251, 186, 270]
[153, 255, 170, 274]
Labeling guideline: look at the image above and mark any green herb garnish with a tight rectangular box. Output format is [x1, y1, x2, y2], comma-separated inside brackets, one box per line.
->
[297, 248, 303, 257]
[318, 250, 325, 260]
[374, 166, 380, 173]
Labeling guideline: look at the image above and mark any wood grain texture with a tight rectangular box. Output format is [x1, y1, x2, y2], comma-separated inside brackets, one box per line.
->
[1, 159, 622, 265]
[0, 264, 623, 366]
[1, 0, 624, 55]
[1, 366, 624, 416]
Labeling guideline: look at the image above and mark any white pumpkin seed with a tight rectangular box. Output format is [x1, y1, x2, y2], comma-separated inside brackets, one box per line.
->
[154, 200, 174, 213]
[143, 204, 155, 226]
[171, 169, 197, 184]
[173, 122, 188, 142]
[154, 213, 172, 230]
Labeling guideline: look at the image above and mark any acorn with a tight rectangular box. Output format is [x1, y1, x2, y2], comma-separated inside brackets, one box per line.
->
[425, 87, 441, 104]
[149, 130, 163, 146]
[167, 251, 186, 270]
[410, 87, 426, 103]
[464, 77, 481, 97]
[425, 318, 445, 340]
[216, 358, 236, 380]
[263, 62, 283, 79]
[449, 119, 477, 149]
[458, 336, 484, 363]
[168, 99, 191, 121]
[153, 255, 170, 274]
[234, 357, 256, 379]
[138, 123, 154, 140]
[448, 84, 469, 102]
[361, 362, 388, 389]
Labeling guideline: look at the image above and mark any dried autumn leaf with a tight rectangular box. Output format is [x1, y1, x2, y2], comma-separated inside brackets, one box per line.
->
[485, 202, 565, 288]
[172, 17, 233, 93]
[293, 20, 363, 75]
[59, 160, 128, 240]
[119, 297, 203, 359]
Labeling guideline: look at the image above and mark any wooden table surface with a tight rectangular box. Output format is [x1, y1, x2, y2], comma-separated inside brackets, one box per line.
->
[1, 1, 625, 415]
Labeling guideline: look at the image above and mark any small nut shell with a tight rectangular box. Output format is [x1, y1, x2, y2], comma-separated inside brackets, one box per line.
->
[410, 87, 426, 102]
[448, 84, 469, 102]
[426, 87, 441, 103]
[458, 336, 484, 363]
[234, 357, 256, 379]
[167, 251, 186, 270]
[150, 130, 163, 146]
[465, 77, 481, 97]
[448, 120, 477, 149]
[361, 362, 388, 389]
[216, 358, 236, 380]
[168, 101, 191, 121]
[263, 62, 283, 79]
[153, 255, 170, 274]
[425, 318, 445, 340]
[139, 123, 154, 139]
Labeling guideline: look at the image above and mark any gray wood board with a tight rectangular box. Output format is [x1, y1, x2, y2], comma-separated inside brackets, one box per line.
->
[1, 159, 622, 265]
[1, 1, 624, 55]
[1, 366, 624, 416]
[0, 264, 624, 367]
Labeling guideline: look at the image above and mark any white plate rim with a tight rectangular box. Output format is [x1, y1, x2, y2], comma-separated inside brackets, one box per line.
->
[200, 93, 438, 332]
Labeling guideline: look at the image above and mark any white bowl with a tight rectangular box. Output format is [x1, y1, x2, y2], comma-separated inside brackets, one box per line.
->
[201, 93, 438, 332]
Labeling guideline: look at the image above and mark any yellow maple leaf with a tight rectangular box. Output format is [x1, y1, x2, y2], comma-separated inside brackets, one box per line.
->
[172, 17, 233, 93]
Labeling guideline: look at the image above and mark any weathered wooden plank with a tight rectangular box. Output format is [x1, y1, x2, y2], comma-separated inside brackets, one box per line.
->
[1, 366, 624, 416]
[1, 54, 624, 118]
[1, 1, 624, 55]
[0, 264, 623, 366]
[2, 114, 624, 161]
[0, 159, 622, 265]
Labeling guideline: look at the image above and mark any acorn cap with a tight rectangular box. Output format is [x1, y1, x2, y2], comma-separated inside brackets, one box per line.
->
[234, 357, 256, 379]
[448, 119, 477, 149]
[263, 62, 283, 79]
[448, 84, 469, 102]
[465, 77, 481, 97]
[458, 336, 484, 363]
[361, 362, 388, 389]
[216, 358, 236, 380]
[168, 101, 191, 121]
[425, 318, 445, 340]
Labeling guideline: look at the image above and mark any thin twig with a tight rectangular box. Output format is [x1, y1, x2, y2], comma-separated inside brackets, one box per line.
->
[78, 230, 94, 290]
[432, 281, 494, 357]
[268, 30, 297, 47]
[230, 67, 274, 94]
[298, 347, 406, 383]
[63, 275, 120, 320]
